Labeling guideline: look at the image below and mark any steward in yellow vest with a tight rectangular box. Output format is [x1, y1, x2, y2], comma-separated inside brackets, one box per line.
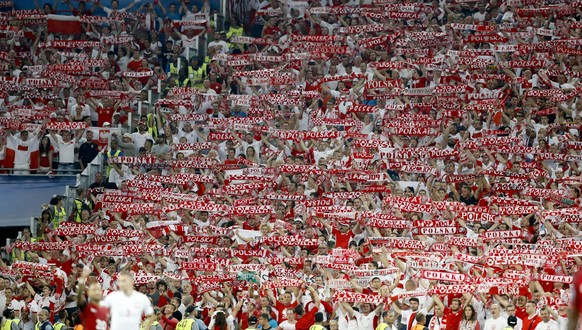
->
[176, 306, 199, 330]
[309, 312, 325, 330]
[140, 320, 160, 330]
[2, 309, 22, 330]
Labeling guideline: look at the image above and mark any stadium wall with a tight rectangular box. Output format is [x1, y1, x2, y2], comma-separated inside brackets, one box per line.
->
[11, 0, 221, 18]
[0, 176, 76, 228]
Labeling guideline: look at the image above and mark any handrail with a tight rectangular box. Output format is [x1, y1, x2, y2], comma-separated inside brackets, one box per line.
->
[0, 168, 81, 175]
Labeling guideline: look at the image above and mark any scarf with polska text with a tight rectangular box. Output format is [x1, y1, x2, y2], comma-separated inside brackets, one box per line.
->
[428, 284, 475, 295]
[368, 237, 428, 250]
[14, 241, 73, 251]
[333, 290, 388, 304]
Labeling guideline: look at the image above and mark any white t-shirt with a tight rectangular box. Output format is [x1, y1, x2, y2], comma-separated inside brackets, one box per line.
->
[101, 291, 154, 330]
[535, 320, 560, 330]
[131, 131, 153, 150]
[483, 316, 508, 330]
[13, 298, 40, 317]
[278, 321, 296, 330]
[103, 7, 126, 17]
[34, 293, 57, 309]
[355, 311, 376, 330]
[52, 135, 77, 164]
[401, 308, 427, 330]
[0, 291, 5, 315]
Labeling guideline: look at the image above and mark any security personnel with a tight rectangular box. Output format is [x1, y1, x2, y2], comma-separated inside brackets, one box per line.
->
[105, 139, 123, 177]
[225, 18, 244, 52]
[141, 308, 162, 330]
[146, 108, 164, 140]
[37, 309, 52, 330]
[10, 244, 26, 261]
[72, 187, 92, 223]
[175, 307, 199, 330]
[226, 21, 243, 41]
[53, 310, 67, 330]
[53, 320, 65, 330]
[50, 197, 66, 229]
[174, 68, 191, 87]
[2, 309, 22, 330]
[168, 56, 180, 75]
[309, 312, 325, 330]
[187, 59, 207, 88]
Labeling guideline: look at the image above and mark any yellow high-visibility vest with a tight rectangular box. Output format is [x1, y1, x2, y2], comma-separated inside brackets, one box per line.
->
[140, 320, 159, 330]
[2, 319, 20, 330]
[175, 319, 194, 330]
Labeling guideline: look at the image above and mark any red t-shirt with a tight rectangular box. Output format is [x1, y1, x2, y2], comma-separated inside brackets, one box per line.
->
[331, 227, 354, 249]
[209, 82, 222, 94]
[275, 300, 298, 322]
[49, 258, 73, 275]
[443, 307, 463, 330]
[39, 145, 54, 168]
[522, 314, 542, 330]
[81, 301, 109, 330]
[263, 25, 281, 37]
[239, 310, 260, 330]
[515, 306, 527, 321]
[97, 106, 114, 127]
[127, 59, 143, 71]
[224, 158, 239, 165]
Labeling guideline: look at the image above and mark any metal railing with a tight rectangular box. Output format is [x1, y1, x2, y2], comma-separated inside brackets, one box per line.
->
[0, 169, 81, 175]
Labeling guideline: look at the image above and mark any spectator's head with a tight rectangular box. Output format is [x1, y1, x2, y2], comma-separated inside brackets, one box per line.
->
[451, 298, 462, 311]
[58, 309, 67, 322]
[525, 300, 537, 316]
[4, 287, 12, 300]
[259, 313, 270, 327]
[156, 280, 168, 292]
[409, 297, 420, 310]
[3, 309, 14, 320]
[62, 130, 73, 141]
[20, 130, 29, 141]
[361, 303, 372, 315]
[163, 303, 176, 316]
[463, 304, 476, 321]
[38, 309, 50, 322]
[294, 304, 305, 317]
[490, 304, 501, 318]
[415, 313, 426, 325]
[42, 2, 54, 14]
[284, 308, 295, 322]
[370, 277, 382, 289]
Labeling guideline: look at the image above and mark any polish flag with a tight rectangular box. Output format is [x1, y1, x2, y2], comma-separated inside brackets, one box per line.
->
[47, 14, 82, 35]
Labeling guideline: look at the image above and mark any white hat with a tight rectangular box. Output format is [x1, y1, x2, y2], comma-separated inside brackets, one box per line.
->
[103, 122, 111, 127]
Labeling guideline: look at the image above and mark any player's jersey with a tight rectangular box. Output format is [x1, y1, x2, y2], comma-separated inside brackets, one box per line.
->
[81, 302, 109, 330]
[101, 291, 154, 330]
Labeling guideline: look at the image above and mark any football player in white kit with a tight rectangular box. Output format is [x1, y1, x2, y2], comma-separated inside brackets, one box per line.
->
[101, 272, 155, 330]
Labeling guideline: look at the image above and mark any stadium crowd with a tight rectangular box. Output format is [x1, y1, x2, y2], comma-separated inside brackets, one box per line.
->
[1, 0, 582, 329]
